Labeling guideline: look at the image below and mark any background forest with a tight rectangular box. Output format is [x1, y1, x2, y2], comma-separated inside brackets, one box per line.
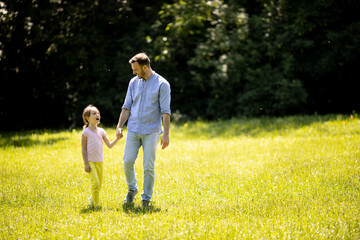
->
[1, 0, 359, 130]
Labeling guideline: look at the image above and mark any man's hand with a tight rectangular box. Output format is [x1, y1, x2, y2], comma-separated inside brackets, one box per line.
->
[161, 134, 170, 149]
[84, 163, 91, 172]
[161, 113, 170, 149]
[116, 108, 130, 140]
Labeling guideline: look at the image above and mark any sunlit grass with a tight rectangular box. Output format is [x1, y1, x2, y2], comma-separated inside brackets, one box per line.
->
[1, 114, 360, 239]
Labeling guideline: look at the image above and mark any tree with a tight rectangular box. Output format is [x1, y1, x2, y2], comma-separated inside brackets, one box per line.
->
[153, 0, 308, 118]
[280, 0, 360, 114]
[0, 0, 169, 129]
[1, 0, 359, 130]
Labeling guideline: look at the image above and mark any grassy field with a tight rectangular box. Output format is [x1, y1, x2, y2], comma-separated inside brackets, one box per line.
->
[1, 114, 360, 239]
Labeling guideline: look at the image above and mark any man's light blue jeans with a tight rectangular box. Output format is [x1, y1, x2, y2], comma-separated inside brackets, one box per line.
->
[123, 131, 159, 201]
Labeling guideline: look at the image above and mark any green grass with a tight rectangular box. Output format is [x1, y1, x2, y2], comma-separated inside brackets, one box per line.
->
[1, 114, 360, 239]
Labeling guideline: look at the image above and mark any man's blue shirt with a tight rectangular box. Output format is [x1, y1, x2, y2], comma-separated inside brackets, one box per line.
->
[122, 71, 171, 135]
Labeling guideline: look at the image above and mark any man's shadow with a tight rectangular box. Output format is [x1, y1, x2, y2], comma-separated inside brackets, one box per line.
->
[79, 203, 162, 214]
[121, 202, 162, 215]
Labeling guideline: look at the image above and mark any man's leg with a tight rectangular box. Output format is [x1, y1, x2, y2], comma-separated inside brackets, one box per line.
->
[141, 132, 160, 202]
[123, 132, 141, 191]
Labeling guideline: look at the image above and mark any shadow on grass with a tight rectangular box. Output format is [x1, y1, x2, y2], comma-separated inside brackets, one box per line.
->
[80, 206, 103, 214]
[79, 203, 162, 215]
[0, 130, 69, 147]
[0, 137, 69, 147]
[175, 114, 352, 138]
[120, 202, 162, 215]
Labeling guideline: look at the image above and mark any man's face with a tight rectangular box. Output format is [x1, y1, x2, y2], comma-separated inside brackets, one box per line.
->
[131, 62, 146, 79]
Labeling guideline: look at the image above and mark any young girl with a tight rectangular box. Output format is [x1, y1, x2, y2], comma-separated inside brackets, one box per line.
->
[81, 104, 122, 208]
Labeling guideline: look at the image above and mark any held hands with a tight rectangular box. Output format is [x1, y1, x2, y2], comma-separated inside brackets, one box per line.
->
[161, 134, 170, 149]
[116, 128, 123, 140]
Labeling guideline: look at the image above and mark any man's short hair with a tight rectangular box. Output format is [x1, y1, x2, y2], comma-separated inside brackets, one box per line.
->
[129, 53, 151, 67]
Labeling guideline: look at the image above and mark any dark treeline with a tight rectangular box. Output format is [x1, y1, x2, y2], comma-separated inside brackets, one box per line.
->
[1, 0, 359, 130]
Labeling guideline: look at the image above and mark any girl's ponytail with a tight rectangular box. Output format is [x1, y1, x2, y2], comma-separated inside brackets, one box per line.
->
[82, 105, 95, 129]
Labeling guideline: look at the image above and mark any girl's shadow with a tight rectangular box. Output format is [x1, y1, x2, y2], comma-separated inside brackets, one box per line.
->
[121, 202, 162, 215]
[80, 206, 103, 214]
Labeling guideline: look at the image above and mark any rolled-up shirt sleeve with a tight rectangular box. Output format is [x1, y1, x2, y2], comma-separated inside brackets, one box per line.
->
[122, 80, 133, 110]
[159, 81, 171, 115]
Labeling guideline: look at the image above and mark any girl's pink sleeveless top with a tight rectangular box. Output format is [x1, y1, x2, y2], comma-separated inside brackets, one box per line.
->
[81, 127, 106, 162]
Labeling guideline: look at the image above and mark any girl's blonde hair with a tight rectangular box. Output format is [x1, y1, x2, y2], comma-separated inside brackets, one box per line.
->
[82, 104, 100, 129]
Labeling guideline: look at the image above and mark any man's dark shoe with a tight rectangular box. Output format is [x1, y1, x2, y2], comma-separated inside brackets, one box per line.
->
[124, 189, 138, 203]
[141, 200, 150, 208]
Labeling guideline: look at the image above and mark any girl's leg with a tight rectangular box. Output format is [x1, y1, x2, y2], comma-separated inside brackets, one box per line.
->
[96, 162, 103, 200]
[88, 162, 103, 206]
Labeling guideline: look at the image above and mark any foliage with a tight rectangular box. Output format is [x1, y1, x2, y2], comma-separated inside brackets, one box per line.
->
[0, 0, 168, 129]
[1, 0, 360, 129]
[1, 114, 360, 238]
[280, 0, 360, 114]
[153, 0, 359, 119]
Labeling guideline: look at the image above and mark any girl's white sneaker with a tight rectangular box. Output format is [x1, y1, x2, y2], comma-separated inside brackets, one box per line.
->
[88, 197, 94, 207]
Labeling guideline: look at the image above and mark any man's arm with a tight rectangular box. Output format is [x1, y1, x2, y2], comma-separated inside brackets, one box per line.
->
[161, 113, 170, 149]
[116, 108, 130, 138]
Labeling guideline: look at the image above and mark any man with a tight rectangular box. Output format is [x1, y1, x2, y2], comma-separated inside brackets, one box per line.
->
[116, 53, 171, 207]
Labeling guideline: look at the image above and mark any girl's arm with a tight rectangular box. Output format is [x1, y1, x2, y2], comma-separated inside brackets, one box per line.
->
[81, 135, 91, 172]
[103, 134, 121, 149]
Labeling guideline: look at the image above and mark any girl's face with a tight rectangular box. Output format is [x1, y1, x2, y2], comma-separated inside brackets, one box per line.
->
[87, 110, 100, 126]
